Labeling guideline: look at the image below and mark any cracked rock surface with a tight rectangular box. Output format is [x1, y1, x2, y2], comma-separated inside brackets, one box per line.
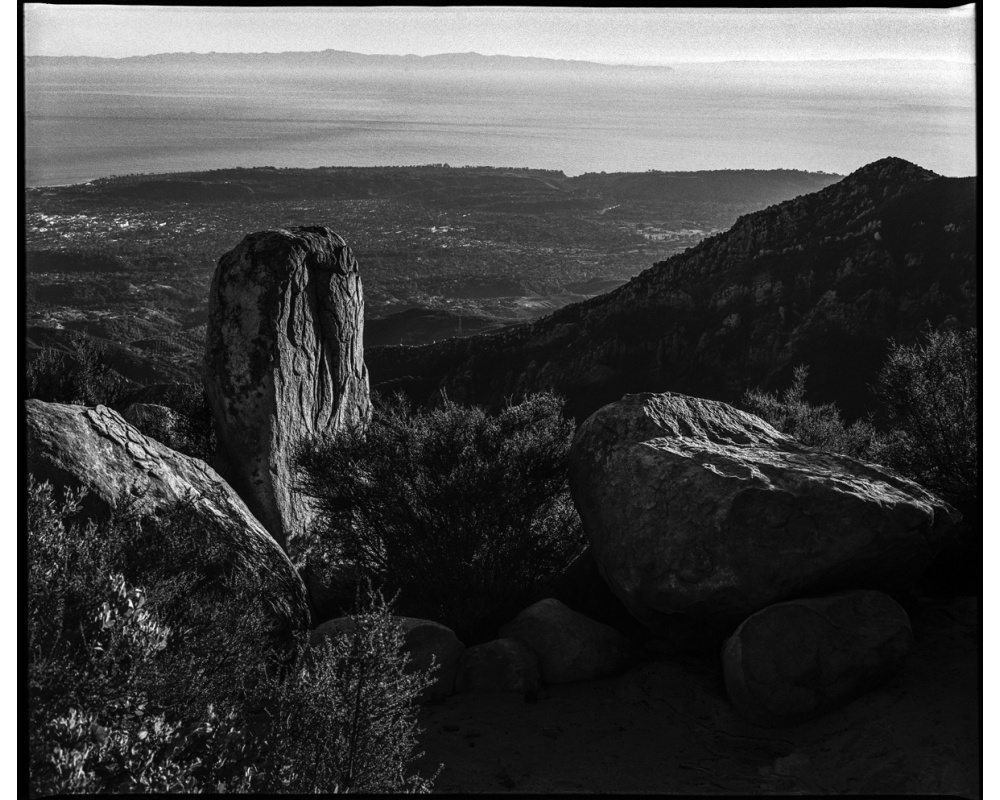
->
[24, 399, 309, 641]
[204, 226, 370, 552]
[568, 392, 959, 647]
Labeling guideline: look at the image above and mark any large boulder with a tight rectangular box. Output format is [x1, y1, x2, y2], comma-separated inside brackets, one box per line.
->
[204, 226, 371, 552]
[722, 590, 913, 727]
[24, 399, 310, 644]
[569, 392, 959, 647]
[311, 615, 465, 700]
[455, 638, 542, 695]
[499, 598, 636, 684]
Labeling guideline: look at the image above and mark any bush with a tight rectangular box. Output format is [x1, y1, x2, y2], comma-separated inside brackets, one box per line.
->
[27, 477, 259, 795]
[294, 392, 587, 643]
[26, 334, 130, 407]
[742, 365, 878, 459]
[28, 476, 437, 795]
[264, 586, 439, 793]
[871, 327, 979, 515]
[168, 381, 217, 463]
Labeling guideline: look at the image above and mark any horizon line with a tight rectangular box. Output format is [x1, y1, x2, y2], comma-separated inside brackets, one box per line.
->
[24, 48, 975, 68]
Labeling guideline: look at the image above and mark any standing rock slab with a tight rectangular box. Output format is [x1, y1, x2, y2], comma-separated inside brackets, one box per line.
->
[455, 638, 542, 694]
[24, 399, 310, 645]
[722, 590, 913, 727]
[311, 615, 465, 700]
[569, 392, 959, 647]
[499, 598, 636, 684]
[204, 226, 370, 552]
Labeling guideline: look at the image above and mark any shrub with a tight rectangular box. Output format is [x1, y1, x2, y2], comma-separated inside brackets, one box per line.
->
[295, 392, 587, 643]
[262, 586, 439, 794]
[871, 327, 979, 515]
[27, 477, 259, 795]
[26, 334, 130, 407]
[742, 365, 878, 459]
[168, 381, 217, 463]
[27, 476, 438, 795]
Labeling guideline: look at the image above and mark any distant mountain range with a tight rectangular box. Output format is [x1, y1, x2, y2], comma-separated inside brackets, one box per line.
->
[24, 49, 674, 74]
[367, 157, 977, 421]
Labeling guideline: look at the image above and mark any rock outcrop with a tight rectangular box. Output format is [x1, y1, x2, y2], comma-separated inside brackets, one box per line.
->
[722, 590, 913, 727]
[569, 392, 959, 647]
[24, 399, 310, 643]
[311, 615, 465, 700]
[499, 598, 636, 684]
[455, 638, 542, 694]
[204, 226, 370, 552]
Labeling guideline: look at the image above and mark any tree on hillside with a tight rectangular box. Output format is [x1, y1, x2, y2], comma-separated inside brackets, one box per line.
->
[871, 327, 978, 517]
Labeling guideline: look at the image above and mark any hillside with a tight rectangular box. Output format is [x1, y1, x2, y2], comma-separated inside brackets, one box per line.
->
[367, 158, 977, 421]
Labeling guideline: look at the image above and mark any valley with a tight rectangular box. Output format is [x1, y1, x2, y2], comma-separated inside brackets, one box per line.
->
[24, 165, 841, 386]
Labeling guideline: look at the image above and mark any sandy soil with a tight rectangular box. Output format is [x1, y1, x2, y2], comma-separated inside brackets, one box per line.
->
[412, 594, 979, 796]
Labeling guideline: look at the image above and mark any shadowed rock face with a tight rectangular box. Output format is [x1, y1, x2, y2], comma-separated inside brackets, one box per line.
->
[569, 392, 959, 648]
[722, 590, 913, 727]
[24, 399, 310, 643]
[204, 226, 370, 552]
[499, 598, 637, 684]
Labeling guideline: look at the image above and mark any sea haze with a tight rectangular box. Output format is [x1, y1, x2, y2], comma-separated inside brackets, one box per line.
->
[24, 51, 976, 186]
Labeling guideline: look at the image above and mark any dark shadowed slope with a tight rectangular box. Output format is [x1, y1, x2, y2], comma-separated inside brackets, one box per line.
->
[367, 158, 977, 421]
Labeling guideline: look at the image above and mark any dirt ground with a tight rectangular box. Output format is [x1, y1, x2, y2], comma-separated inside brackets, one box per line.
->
[412, 594, 979, 796]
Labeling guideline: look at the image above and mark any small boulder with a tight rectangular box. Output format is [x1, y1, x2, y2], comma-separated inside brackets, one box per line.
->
[722, 590, 912, 727]
[570, 392, 959, 647]
[311, 615, 465, 699]
[455, 638, 541, 694]
[499, 598, 636, 684]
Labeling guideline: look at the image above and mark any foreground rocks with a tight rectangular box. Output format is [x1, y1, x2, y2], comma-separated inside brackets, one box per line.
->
[311, 615, 465, 700]
[499, 598, 636, 684]
[204, 226, 371, 552]
[722, 590, 913, 727]
[569, 392, 960, 647]
[456, 638, 542, 695]
[413, 594, 978, 795]
[24, 399, 310, 643]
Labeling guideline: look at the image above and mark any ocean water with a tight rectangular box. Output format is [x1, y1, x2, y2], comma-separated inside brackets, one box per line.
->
[24, 60, 977, 186]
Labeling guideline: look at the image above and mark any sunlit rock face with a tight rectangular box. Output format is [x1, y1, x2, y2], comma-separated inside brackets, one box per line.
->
[569, 391, 959, 649]
[205, 226, 370, 553]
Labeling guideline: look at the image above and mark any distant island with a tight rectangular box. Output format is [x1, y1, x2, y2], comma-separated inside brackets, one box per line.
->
[25, 48, 675, 74]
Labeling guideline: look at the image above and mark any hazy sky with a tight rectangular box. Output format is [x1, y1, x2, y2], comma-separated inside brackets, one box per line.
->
[24, 5, 976, 65]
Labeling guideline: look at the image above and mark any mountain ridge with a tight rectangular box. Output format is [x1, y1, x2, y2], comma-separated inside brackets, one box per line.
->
[366, 157, 977, 421]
